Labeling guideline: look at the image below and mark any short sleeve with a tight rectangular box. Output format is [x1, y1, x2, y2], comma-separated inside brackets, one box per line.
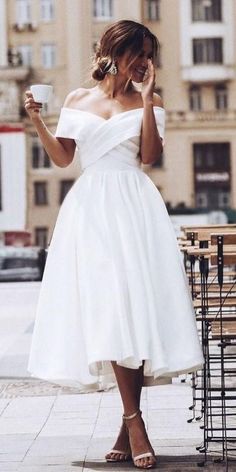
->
[55, 107, 82, 140]
[154, 107, 165, 146]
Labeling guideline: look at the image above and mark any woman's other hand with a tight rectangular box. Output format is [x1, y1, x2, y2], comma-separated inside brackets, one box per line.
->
[141, 59, 156, 104]
[24, 90, 43, 121]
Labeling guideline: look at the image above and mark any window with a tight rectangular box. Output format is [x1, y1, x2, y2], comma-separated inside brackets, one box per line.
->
[196, 192, 208, 208]
[194, 142, 231, 209]
[93, 0, 113, 19]
[34, 182, 48, 205]
[16, 0, 31, 24]
[17, 45, 32, 66]
[215, 84, 228, 110]
[35, 227, 48, 248]
[40, 0, 54, 21]
[145, 0, 160, 20]
[189, 86, 202, 111]
[193, 38, 223, 64]
[41, 43, 56, 68]
[59, 180, 74, 204]
[32, 140, 51, 168]
[192, 0, 222, 22]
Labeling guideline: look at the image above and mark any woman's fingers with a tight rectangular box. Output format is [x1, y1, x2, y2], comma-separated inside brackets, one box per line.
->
[24, 90, 42, 118]
[147, 59, 155, 78]
[24, 91, 42, 106]
[25, 90, 33, 97]
[25, 98, 42, 107]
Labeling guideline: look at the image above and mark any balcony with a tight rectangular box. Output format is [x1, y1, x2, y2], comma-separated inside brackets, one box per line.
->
[166, 109, 236, 124]
[12, 22, 38, 32]
[0, 49, 29, 81]
[181, 64, 235, 83]
[0, 65, 29, 81]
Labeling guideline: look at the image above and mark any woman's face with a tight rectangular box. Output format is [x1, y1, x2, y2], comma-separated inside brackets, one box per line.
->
[117, 37, 153, 83]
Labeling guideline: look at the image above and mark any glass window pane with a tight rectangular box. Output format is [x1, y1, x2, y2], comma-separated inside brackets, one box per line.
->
[34, 182, 48, 205]
[93, 0, 113, 18]
[192, 0, 222, 22]
[41, 44, 56, 68]
[17, 45, 32, 66]
[41, 0, 54, 21]
[193, 38, 223, 64]
[16, 0, 32, 24]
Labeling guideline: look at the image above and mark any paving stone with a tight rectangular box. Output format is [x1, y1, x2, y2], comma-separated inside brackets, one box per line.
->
[0, 434, 34, 453]
[0, 464, 20, 472]
[17, 466, 83, 472]
[1, 396, 55, 417]
[147, 394, 192, 410]
[0, 417, 46, 435]
[0, 453, 25, 462]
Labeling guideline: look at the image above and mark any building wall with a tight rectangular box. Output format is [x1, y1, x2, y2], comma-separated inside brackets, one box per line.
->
[0, 130, 26, 230]
[3, 0, 236, 245]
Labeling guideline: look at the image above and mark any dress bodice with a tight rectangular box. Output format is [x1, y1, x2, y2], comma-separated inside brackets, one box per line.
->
[55, 107, 165, 172]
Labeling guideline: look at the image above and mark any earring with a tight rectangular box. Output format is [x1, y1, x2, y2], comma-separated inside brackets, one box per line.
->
[108, 61, 118, 75]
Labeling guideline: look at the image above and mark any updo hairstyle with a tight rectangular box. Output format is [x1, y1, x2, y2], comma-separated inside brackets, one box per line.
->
[92, 20, 159, 81]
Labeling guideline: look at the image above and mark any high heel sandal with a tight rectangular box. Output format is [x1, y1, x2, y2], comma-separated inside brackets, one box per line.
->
[105, 418, 132, 463]
[123, 410, 156, 469]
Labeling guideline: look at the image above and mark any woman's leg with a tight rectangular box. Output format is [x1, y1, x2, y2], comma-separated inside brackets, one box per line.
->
[111, 362, 156, 468]
[105, 363, 143, 461]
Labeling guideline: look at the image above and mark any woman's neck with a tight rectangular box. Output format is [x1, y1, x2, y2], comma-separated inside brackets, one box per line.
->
[97, 74, 133, 99]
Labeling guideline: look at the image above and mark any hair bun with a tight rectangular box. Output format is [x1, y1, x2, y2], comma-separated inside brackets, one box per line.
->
[92, 57, 111, 82]
[92, 62, 106, 81]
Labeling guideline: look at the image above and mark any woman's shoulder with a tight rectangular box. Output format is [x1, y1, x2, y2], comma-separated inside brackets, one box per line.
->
[153, 93, 164, 109]
[63, 88, 91, 109]
[132, 89, 164, 109]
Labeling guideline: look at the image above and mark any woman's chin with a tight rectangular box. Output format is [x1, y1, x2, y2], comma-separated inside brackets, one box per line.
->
[131, 75, 144, 84]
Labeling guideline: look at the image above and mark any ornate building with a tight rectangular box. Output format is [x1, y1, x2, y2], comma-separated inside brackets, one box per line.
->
[1, 0, 236, 246]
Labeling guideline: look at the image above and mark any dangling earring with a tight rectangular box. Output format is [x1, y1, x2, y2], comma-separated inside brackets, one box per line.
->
[108, 61, 118, 75]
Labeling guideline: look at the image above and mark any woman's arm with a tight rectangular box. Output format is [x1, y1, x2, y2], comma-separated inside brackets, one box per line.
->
[140, 60, 164, 165]
[24, 91, 76, 168]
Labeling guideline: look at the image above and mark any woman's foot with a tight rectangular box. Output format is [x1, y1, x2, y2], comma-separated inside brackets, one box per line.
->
[123, 411, 156, 469]
[105, 420, 132, 462]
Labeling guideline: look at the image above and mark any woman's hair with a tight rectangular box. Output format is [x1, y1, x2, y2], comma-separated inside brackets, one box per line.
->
[92, 20, 159, 81]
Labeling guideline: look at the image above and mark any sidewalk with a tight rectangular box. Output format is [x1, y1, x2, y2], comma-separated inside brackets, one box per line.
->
[0, 283, 231, 471]
[1, 380, 207, 472]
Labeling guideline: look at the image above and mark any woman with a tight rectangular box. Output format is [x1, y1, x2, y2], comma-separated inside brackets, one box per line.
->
[25, 20, 203, 469]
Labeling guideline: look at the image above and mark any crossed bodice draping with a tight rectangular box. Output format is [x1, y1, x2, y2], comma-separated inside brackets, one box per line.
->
[55, 106, 165, 171]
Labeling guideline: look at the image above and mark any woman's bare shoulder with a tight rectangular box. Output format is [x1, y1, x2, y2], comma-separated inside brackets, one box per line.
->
[153, 93, 164, 109]
[63, 88, 90, 109]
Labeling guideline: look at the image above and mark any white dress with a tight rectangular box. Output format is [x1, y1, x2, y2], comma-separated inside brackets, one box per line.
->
[28, 106, 204, 389]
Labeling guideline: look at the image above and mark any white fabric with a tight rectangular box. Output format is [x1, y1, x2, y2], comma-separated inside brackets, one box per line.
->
[28, 106, 203, 390]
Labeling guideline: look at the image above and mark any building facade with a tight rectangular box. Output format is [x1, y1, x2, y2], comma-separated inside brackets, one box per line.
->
[1, 0, 236, 246]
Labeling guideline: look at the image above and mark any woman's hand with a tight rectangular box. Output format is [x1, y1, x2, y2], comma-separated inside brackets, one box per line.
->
[141, 59, 156, 104]
[24, 90, 43, 121]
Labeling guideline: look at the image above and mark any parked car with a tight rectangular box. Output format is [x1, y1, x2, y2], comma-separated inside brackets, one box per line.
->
[0, 246, 47, 282]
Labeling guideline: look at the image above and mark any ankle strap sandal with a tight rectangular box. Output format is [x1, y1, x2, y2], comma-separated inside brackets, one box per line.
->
[122, 410, 156, 469]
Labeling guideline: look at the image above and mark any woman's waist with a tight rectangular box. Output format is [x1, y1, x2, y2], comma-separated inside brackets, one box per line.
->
[81, 155, 141, 174]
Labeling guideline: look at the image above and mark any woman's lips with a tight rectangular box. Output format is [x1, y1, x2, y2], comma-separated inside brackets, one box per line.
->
[135, 68, 146, 75]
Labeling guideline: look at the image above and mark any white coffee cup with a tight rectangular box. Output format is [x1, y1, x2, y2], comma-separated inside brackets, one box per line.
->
[30, 84, 53, 103]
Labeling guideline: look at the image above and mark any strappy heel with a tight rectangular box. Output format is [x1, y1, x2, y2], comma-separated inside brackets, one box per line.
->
[105, 417, 132, 463]
[105, 449, 132, 462]
[123, 410, 156, 469]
